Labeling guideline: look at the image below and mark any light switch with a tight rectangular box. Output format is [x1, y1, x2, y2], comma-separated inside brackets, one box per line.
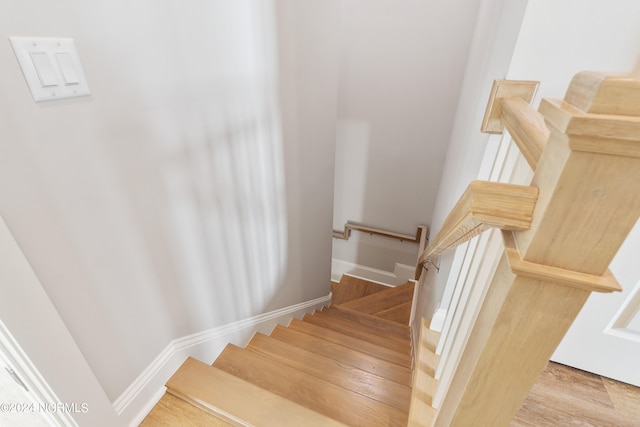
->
[10, 36, 90, 102]
[55, 52, 80, 85]
[30, 52, 58, 87]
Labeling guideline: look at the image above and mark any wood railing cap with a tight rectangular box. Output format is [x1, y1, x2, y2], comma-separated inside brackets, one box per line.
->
[564, 72, 640, 116]
[539, 98, 640, 154]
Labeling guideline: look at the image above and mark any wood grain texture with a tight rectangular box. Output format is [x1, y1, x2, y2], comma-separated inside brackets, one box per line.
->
[139, 393, 233, 427]
[331, 275, 390, 305]
[246, 333, 411, 412]
[408, 318, 439, 427]
[432, 73, 640, 426]
[501, 97, 549, 169]
[502, 230, 621, 293]
[269, 325, 413, 386]
[416, 181, 538, 278]
[481, 79, 539, 134]
[325, 306, 411, 339]
[519, 100, 640, 275]
[434, 255, 591, 427]
[338, 282, 415, 314]
[512, 362, 640, 427]
[601, 376, 640, 421]
[165, 358, 346, 427]
[287, 318, 412, 368]
[333, 221, 425, 244]
[563, 71, 640, 116]
[213, 344, 408, 427]
[302, 311, 411, 354]
[373, 300, 412, 324]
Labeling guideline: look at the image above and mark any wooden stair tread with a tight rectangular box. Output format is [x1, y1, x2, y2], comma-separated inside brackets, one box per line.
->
[372, 301, 412, 324]
[331, 275, 390, 305]
[303, 310, 411, 354]
[247, 333, 411, 412]
[214, 344, 409, 426]
[139, 393, 233, 427]
[287, 318, 412, 368]
[338, 282, 415, 314]
[166, 357, 346, 426]
[325, 306, 411, 339]
[269, 325, 412, 386]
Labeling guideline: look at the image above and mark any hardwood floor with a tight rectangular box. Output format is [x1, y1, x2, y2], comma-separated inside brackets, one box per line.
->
[141, 361, 639, 426]
[512, 362, 640, 426]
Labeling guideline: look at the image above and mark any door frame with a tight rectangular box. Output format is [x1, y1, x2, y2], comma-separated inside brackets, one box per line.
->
[0, 216, 119, 426]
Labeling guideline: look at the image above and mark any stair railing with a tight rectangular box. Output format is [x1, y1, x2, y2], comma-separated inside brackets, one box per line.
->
[409, 72, 640, 426]
[334, 221, 427, 246]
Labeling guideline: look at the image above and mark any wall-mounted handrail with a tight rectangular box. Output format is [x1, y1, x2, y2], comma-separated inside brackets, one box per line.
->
[415, 181, 538, 279]
[333, 221, 427, 245]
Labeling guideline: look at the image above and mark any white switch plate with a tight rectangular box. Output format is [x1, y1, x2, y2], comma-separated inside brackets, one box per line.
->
[10, 37, 90, 102]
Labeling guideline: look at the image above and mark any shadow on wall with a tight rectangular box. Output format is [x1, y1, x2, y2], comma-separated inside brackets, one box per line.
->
[0, 0, 302, 402]
[160, 101, 289, 329]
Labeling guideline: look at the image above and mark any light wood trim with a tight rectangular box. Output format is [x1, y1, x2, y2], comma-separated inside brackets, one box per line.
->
[432, 72, 640, 427]
[481, 79, 539, 134]
[415, 181, 538, 279]
[407, 318, 439, 426]
[166, 357, 346, 426]
[501, 97, 550, 169]
[433, 256, 592, 427]
[502, 230, 621, 293]
[564, 71, 640, 116]
[540, 98, 640, 145]
[418, 225, 429, 259]
[333, 221, 426, 244]
[518, 103, 640, 276]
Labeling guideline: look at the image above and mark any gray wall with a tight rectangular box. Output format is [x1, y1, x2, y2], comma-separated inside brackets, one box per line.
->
[0, 0, 339, 401]
[332, 0, 483, 271]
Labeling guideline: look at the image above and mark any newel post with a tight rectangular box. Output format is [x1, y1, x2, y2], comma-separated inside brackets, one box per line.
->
[433, 73, 640, 426]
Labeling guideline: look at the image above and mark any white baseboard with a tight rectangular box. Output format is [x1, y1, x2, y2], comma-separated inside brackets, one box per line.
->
[331, 258, 414, 287]
[430, 308, 447, 334]
[115, 293, 332, 427]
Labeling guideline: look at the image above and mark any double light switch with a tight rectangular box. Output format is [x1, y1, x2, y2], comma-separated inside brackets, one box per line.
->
[10, 37, 90, 102]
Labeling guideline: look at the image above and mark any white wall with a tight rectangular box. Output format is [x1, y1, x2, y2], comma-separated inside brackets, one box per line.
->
[332, 0, 482, 271]
[0, 0, 339, 405]
[414, 0, 530, 319]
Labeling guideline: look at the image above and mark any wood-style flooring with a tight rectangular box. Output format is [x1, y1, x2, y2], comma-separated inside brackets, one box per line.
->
[512, 362, 640, 427]
[142, 361, 639, 426]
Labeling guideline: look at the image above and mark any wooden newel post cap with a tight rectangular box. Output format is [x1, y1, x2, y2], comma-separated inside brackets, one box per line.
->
[564, 72, 640, 116]
[521, 72, 640, 275]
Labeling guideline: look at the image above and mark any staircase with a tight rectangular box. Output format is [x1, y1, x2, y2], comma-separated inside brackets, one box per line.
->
[151, 277, 440, 426]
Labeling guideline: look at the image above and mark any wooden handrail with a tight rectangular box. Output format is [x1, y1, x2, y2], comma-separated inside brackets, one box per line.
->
[481, 80, 549, 170]
[501, 98, 550, 169]
[421, 72, 640, 427]
[415, 181, 538, 279]
[333, 221, 427, 244]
